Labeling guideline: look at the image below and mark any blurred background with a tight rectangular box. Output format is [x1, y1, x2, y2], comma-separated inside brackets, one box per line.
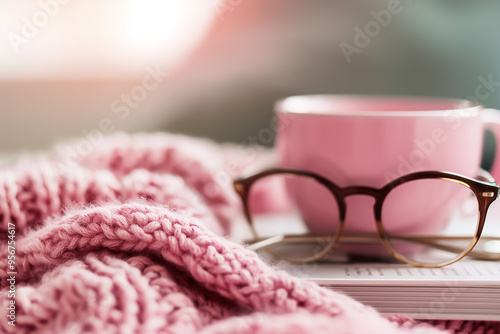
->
[1, 0, 500, 165]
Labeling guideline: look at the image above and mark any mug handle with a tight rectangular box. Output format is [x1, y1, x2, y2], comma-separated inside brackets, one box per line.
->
[482, 109, 500, 181]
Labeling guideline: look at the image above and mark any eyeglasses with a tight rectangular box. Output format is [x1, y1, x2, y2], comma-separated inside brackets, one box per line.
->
[233, 168, 500, 268]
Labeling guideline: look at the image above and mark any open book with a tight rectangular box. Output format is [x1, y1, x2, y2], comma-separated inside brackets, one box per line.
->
[233, 199, 500, 321]
[277, 260, 500, 321]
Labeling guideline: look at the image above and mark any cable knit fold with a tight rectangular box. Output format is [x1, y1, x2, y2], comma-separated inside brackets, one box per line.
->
[0, 133, 495, 334]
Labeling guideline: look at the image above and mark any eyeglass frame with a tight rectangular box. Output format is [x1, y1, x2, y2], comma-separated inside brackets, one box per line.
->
[233, 168, 500, 268]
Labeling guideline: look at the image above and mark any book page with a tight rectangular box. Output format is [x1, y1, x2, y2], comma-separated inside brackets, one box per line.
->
[277, 260, 500, 286]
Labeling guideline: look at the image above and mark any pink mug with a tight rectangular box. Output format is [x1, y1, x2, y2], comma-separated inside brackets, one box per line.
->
[275, 95, 500, 235]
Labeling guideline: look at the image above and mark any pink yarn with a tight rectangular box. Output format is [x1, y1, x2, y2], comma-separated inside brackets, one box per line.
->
[0, 133, 497, 334]
[0, 164, 223, 236]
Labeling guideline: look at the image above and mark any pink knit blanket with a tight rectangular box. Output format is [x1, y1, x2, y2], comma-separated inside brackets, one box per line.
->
[0, 133, 498, 334]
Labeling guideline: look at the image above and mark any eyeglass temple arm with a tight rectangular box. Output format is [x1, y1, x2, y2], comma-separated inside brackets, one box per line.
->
[247, 234, 500, 261]
[383, 235, 500, 261]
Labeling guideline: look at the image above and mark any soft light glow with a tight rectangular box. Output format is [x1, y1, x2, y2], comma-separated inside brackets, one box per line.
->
[0, 0, 216, 80]
[121, 0, 190, 60]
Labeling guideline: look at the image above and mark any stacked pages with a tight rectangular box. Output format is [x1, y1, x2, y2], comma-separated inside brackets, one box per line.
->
[278, 260, 500, 321]
[233, 207, 500, 320]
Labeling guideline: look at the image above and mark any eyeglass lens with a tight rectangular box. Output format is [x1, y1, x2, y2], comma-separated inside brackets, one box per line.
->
[381, 178, 479, 265]
[246, 173, 480, 265]
[247, 173, 341, 261]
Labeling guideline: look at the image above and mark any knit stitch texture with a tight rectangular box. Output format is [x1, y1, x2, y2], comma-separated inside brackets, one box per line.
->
[0, 133, 498, 334]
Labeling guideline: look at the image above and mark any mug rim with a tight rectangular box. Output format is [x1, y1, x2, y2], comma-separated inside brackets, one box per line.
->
[275, 95, 483, 118]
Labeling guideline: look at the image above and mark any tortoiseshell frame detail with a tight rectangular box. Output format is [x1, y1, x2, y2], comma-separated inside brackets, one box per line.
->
[234, 168, 500, 268]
